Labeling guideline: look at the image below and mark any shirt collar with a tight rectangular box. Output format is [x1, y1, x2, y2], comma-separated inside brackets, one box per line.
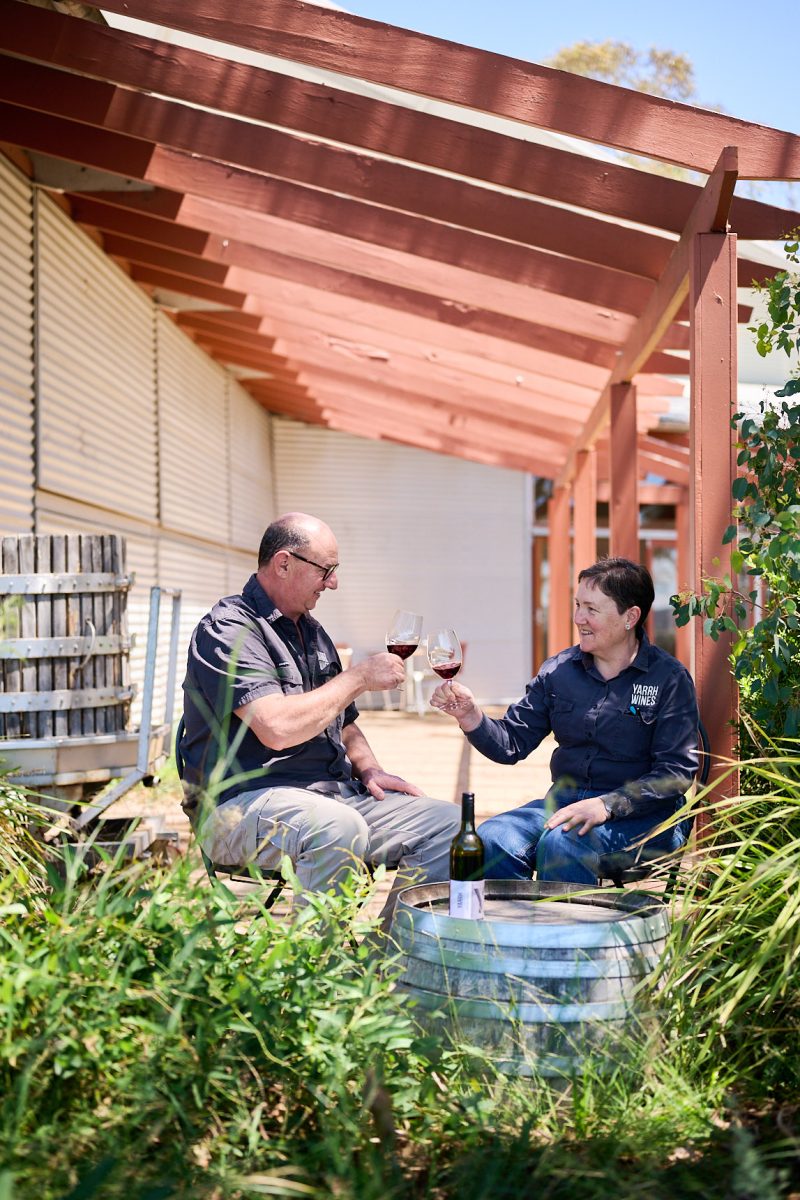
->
[242, 573, 318, 636]
[580, 630, 652, 676]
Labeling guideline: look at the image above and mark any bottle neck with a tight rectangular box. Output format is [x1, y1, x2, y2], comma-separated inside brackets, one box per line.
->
[460, 793, 476, 828]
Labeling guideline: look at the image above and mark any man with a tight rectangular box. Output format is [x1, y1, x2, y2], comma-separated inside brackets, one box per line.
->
[181, 512, 461, 926]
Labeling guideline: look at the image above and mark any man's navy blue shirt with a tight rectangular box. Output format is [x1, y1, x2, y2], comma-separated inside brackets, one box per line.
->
[181, 574, 357, 805]
[467, 634, 699, 818]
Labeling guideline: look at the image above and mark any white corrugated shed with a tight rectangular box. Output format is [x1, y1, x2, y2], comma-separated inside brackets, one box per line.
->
[0, 155, 34, 532]
[37, 196, 157, 522]
[157, 312, 230, 543]
[272, 419, 531, 702]
[228, 383, 275, 551]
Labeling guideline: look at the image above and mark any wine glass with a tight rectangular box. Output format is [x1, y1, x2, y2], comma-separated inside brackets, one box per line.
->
[427, 628, 463, 681]
[385, 610, 423, 660]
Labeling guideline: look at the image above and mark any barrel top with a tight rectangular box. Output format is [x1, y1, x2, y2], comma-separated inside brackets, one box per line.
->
[393, 880, 669, 949]
[459, 898, 634, 925]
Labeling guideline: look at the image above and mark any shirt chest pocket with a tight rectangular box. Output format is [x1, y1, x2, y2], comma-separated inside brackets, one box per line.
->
[550, 697, 579, 745]
[610, 706, 655, 759]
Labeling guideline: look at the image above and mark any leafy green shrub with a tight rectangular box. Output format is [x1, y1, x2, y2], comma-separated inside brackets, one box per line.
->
[1, 784, 797, 1199]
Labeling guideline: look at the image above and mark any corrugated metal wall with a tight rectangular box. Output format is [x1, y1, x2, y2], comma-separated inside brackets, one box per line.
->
[0, 156, 34, 531]
[272, 420, 530, 702]
[157, 313, 229, 542]
[229, 382, 275, 551]
[37, 199, 158, 523]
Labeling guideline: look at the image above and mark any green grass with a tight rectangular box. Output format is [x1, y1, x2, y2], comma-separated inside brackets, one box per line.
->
[1, 768, 799, 1199]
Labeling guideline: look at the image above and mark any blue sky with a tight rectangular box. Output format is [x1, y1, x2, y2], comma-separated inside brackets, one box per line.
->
[342, 0, 797, 133]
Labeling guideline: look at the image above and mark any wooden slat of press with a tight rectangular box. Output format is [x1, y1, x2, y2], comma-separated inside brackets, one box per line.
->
[2, 537, 21, 738]
[108, 533, 127, 732]
[113, 535, 129, 718]
[81, 534, 97, 736]
[66, 533, 83, 738]
[51, 535, 69, 738]
[17, 535, 37, 739]
[35, 535, 54, 738]
[95, 534, 109, 734]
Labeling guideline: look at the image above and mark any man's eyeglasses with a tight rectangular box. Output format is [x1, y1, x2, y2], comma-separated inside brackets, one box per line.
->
[286, 550, 339, 583]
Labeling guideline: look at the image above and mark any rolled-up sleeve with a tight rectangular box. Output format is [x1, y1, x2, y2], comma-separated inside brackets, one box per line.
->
[191, 616, 286, 711]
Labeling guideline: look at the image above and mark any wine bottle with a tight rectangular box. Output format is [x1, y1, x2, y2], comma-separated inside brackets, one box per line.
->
[449, 792, 485, 920]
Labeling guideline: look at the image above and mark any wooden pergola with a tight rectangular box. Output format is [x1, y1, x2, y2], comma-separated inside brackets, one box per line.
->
[2, 0, 799, 791]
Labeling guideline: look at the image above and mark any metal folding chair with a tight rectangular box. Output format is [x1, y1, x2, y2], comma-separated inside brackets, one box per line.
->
[175, 716, 288, 909]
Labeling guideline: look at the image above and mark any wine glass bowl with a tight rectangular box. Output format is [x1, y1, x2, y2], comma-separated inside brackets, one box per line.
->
[427, 628, 463, 680]
[386, 610, 423, 660]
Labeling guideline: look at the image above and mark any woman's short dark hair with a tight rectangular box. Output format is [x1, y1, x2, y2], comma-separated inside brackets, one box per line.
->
[257, 518, 309, 567]
[577, 557, 654, 634]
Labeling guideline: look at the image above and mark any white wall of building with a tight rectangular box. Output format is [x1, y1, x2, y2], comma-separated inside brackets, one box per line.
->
[272, 420, 531, 703]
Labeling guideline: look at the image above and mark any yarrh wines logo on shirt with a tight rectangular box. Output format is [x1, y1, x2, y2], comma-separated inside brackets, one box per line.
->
[631, 683, 659, 708]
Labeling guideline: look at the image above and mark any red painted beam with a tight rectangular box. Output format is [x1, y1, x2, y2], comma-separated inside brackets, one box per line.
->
[4, 1, 796, 236]
[85, 0, 800, 179]
[0, 59, 678, 280]
[95, 227, 643, 349]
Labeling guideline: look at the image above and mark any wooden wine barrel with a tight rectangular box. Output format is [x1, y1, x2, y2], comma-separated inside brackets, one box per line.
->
[0, 533, 134, 741]
[390, 880, 669, 1078]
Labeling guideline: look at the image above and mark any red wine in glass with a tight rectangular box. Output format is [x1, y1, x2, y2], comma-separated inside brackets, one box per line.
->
[432, 661, 461, 680]
[427, 628, 463, 681]
[387, 642, 418, 661]
[386, 610, 423, 660]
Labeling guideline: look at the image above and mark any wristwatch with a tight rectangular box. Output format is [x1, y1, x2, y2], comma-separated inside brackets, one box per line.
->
[601, 797, 615, 821]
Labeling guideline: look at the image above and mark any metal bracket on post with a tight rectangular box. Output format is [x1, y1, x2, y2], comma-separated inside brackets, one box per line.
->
[74, 586, 182, 829]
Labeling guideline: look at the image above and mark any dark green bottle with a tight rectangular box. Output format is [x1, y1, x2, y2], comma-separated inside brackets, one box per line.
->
[449, 792, 485, 919]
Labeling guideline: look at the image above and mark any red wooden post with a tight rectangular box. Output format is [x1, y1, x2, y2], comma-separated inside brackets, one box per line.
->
[609, 382, 639, 561]
[573, 448, 597, 577]
[547, 487, 572, 655]
[690, 231, 739, 801]
[675, 495, 692, 669]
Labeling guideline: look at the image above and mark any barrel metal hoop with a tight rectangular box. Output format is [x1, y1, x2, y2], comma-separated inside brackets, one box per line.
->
[392, 904, 669, 950]
[0, 687, 136, 713]
[0, 572, 134, 595]
[0, 635, 131, 659]
[405, 984, 632, 1025]
[393, 925, 664, 979]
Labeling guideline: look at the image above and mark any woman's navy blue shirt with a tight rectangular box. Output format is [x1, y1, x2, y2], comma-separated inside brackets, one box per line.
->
[467, 634, 699, 818]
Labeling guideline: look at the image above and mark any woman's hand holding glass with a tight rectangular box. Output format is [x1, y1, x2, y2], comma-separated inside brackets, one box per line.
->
[429, 679, 482, 732]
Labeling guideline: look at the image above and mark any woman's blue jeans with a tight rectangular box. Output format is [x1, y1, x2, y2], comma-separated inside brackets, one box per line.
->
[477, 787, 686, 886]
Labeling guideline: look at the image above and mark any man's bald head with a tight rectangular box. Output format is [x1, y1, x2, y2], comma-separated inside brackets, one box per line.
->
[257, 513, 333, 565]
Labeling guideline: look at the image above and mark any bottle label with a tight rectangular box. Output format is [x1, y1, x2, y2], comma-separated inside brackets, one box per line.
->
[449, 879, 485, 920]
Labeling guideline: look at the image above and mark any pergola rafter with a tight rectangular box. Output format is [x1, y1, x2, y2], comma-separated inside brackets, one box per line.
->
[2, 0, 799, 789]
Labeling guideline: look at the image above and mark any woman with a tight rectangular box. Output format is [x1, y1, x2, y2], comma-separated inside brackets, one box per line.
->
[430, 557, 699, 884]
